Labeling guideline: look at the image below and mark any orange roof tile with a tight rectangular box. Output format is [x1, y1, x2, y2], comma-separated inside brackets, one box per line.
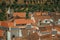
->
[34, 12, 51, 24]
[27, 19, 34, 24]
[15, 19, 34, 24]
[34, 15, 51, 24]
[39, 16, 51, 20]
[55, 25, 60, 31]
[34, 12, 42, 16]
[15, 19, 27, 24]
[0, 30, 4, 36]
[8, 22, 14, 27]
[1, 21, 14, 28]
[1, 21, 8, 27]
[13, 12, 26, 17]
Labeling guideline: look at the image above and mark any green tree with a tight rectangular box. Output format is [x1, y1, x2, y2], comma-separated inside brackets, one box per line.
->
[26, 11, 29, 19]
[0, 12, 6, 21]
[0, 1, 6, 21]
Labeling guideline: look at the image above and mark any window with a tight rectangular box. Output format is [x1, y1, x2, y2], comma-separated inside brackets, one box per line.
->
[45, 20, 47, 23]
[16, 24, 26, 26]
[43, 19, 50, 23]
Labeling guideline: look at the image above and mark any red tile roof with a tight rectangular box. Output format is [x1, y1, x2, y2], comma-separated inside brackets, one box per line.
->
[34, 12, 42, 16]
[13, 12, 26, 17]
[8, 22, 14, 27]
[0, 30, 4, 36]
[1, 21, 14, 28]
[34, 15, 51, 24]
[14, 19, 34, 24]
[15, 19, 27, 24]
[55, 25, 60, 31]
[1, 21, 8, 27]
[0, 19, 34, 28]
[34, 12, 51, 24]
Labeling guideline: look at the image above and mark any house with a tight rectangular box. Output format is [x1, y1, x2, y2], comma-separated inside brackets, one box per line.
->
[34, 12, 51, 27]
[14, 18, 35, 37]
[13, 12, 26, 18]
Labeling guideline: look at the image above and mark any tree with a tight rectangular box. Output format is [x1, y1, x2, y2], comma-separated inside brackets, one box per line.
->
[26, 11, 29, 19]
[0, 1, 6, 21]
[0, 12, 6, 21]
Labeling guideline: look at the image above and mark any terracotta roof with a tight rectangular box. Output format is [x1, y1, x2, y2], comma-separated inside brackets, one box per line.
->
[1, 21, 14, 28]
[0, 19, 34, 28]
[14, 19, 34, 24]
[0, 30, 4, 36]
[55, 25, 60, 31]
[1, 21, 8, 27]
[34, 12, 48, 16]
[13, 12, 26, 17]
[27, 19, 34, 24]
[34, 12, 42, 16]
[8, 22, 14, 27]
[39, 16, 51, 20]
[34, 12, 51, 24]
[14, 19, 26, 24]
[34, 15, 51, 24]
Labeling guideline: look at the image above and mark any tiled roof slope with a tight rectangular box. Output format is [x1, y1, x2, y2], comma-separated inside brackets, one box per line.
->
[13, 12, 26, 18]
[14, 19, 34, 24]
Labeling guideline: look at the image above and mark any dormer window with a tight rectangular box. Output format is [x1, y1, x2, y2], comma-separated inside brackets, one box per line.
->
[43, 19, 50, 23]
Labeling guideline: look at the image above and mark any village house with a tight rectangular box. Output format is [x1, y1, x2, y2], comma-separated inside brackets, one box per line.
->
[0, 12, 60, 40]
